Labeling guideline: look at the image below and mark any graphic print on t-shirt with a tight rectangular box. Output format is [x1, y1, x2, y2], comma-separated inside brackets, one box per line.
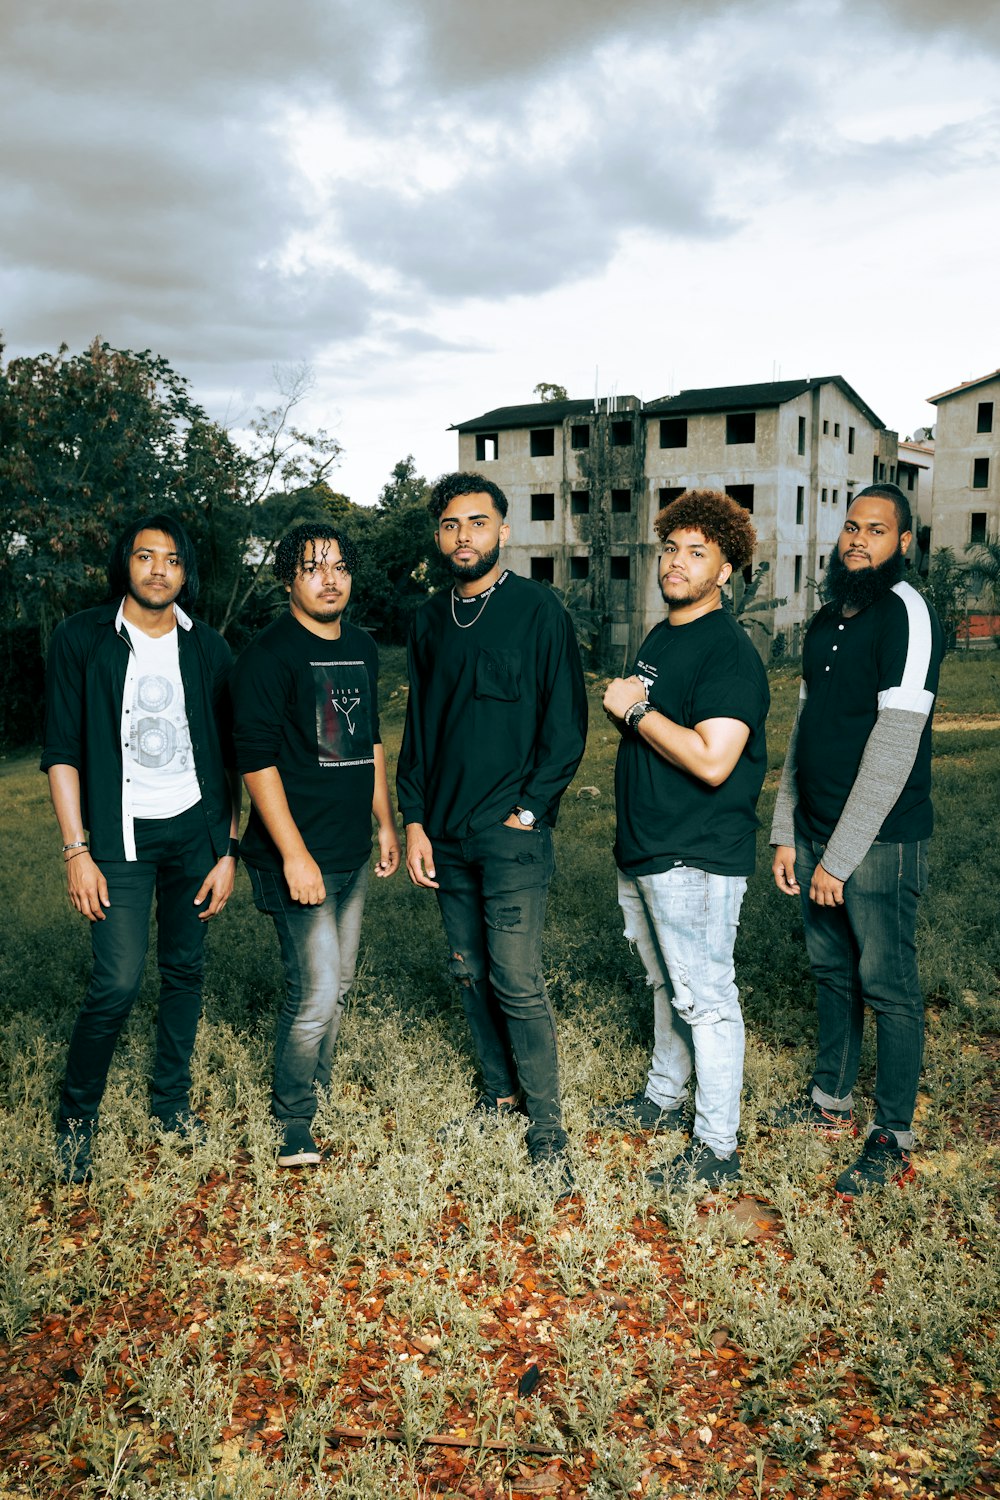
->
[131, 673, 192, 768]
[313, 660, 374, 767]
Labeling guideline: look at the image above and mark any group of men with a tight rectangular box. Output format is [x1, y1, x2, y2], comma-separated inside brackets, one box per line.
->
[43, 473, 943, 1203]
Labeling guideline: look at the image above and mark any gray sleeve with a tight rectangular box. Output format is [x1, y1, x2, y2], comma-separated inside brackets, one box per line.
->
[768, 697, 802, 848]
[820, 707, 929, 881]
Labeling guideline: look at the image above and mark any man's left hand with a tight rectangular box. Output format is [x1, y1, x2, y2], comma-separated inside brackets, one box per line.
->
[603, 675, 647, 723]
[194, 854, 237, 920]
[809, 863, 845, 907]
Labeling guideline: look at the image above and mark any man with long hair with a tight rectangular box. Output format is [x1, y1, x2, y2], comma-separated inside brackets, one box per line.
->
[42, 514, 240, 1181]
[770, 484, 945, 1197]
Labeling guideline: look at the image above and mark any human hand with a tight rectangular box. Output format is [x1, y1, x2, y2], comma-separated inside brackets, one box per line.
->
[771, 846, 800, 896]
[66, 850, 110, 922]
[284, 852, 326, 905]
[375, 823, 402, 878]
[194, 855, 237, 920]
[405, 823, 439, 889]
[809, 863, 845, 907]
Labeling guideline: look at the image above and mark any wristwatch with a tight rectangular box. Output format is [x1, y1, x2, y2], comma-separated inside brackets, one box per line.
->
[515, 807, 537, 827]
[624, 699, 654, 731]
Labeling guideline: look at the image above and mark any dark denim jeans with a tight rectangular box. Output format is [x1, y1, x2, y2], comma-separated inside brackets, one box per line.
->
[59, 802, 215, 1130]
[796, 836, 928, 1142]
[433, 823, 564, 1151]
[248, 861, 369, 1124]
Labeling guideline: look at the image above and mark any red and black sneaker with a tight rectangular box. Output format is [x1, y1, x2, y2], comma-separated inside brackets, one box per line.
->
[835, 1129, 916, 1200]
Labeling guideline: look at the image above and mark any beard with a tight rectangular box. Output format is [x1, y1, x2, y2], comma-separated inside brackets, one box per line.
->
[823, 545, 906, 613]
[446, 541, 501, 584]
[128, 580, 181, 613]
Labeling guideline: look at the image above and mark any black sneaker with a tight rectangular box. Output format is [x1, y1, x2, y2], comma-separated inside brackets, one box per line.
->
[277, 1122, 322, 1168]
[56, 1126, 93, 1185]
[591, 1089, 687, 1133]
[766, 1092, 857, 1139]
[153, 1109, 207, 1144]
[647, 1140, 740, 1193]
[528, 1137, 575, 1202]
[835, 1129, 915, 1200]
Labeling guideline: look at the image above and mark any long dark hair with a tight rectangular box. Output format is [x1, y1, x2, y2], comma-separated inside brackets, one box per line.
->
[107, 513, 199, 609]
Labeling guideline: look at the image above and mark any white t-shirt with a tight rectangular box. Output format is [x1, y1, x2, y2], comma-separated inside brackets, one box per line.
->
[122, 621, 202, 819]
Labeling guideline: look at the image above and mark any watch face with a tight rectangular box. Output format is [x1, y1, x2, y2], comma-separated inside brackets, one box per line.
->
[518, 809, 535, 826]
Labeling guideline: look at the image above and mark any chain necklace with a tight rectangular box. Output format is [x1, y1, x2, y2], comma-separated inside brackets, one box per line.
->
[450, 572, 505, 629]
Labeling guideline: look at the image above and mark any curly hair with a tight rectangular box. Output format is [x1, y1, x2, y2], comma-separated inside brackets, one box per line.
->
[428, 471, 508, 521]
[653, 489, 757, 570]
[273, 524, 360, 584]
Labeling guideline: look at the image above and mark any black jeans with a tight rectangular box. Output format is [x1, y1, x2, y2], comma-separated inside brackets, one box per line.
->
[432, 822, 565, 1151]
[59, 803, 215, 1130]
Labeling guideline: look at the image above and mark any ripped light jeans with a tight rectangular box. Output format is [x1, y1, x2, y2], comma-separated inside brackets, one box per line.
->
[432, 823, 564, 1152]
[618, 867, 747, 1157]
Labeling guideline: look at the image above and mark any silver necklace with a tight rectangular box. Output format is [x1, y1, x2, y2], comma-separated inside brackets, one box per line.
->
[450, 575, 503, 629]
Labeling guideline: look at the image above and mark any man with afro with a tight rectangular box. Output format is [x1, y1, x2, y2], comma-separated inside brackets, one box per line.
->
[599, 489, 769, 1193]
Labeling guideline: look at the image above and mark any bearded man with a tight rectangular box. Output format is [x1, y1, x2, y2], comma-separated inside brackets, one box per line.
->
[770, 483, 944, 1198]
[397, 472, 587, 1197]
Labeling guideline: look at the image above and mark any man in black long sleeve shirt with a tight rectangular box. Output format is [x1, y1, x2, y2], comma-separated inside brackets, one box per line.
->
[397, 472, 587, 1193]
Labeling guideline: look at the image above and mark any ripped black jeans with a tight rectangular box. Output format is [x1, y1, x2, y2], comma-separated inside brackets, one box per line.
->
[432, 822, 565, 1150]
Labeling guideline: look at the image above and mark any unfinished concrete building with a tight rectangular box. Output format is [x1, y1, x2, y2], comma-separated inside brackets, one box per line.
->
[452, 377, 895, 661]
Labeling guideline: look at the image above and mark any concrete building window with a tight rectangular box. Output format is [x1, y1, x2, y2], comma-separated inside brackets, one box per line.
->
[530, 428, 555, 458]
[819, 555, 826, 570]
[611, 488, 632, 513]
[889, 465, 895, 483]
[794, 556, 803, 592]
[660, 417, 688, 449]
[475, 433, 498, 462]
[530, 493, 555, 521]
[726, 412, 756, 444]
[570, 555, 590, 580]
[659, 486, 685, 505]
[848, 426, 856, 454]
[977, 402, 994, 434]
[611, 419, 634, 447]
[821, 488, 828, 504]
[973, 457, 990, 489]
[796, 486, 804, 524]
[530, 557, 555, 582]
[571, 490, 590, 514]
[971, 513, 988, 544]
[727, 484, 754, 513]
[832, 488, 839, 504]
[571, 424, 591, 450]
[798, 416, 806, 455]
[905, 470, 915, 492]
[834, 423, 841, 438]
[823, 419, 829, 435]
[610, 556, 631, 580]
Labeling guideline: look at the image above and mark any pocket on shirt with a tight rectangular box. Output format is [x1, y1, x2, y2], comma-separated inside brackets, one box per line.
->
[475, 649, 522, 702]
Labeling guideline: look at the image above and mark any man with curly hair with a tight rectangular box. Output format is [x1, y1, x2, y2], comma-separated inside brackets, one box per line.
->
[232, 524, 400, 1167]
[600, 490, 769, 1192]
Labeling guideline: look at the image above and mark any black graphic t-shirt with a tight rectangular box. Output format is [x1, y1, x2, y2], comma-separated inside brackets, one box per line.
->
[232, 614, 380, 872]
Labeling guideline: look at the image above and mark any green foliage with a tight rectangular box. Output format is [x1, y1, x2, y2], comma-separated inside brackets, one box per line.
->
[915, 548, 970, 649]
[533, 382, 568, 402]
[337, 456, 447, 644]
[964, 533, 1000, 615]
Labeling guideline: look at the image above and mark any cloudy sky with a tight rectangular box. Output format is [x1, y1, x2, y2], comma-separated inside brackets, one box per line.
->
[3, 0, 999, 503]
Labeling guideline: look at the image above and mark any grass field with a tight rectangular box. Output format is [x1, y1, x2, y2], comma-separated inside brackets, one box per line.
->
[0, 652, 998, 1498]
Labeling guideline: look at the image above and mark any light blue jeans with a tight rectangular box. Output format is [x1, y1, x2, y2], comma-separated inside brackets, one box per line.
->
[248, 861, 369, 1124]
[618, 867, 747, 1157]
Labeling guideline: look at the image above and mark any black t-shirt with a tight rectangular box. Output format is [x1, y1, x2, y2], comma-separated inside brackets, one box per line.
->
[232, 614, 380, 871]
[795, 582, 943, 844]
[614, 609, 770, 877]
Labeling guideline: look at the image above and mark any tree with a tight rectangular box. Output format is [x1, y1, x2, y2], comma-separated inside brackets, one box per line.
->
[345, 457, 445, 642]
[533, 382, 568, 402]
[965, 534, 1000, 618]
[916, 548, 968, 650]
[0, 337, 214, 638]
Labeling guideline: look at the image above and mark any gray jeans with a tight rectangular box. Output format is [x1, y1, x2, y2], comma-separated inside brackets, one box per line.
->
[248, 861, 369, 1123]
